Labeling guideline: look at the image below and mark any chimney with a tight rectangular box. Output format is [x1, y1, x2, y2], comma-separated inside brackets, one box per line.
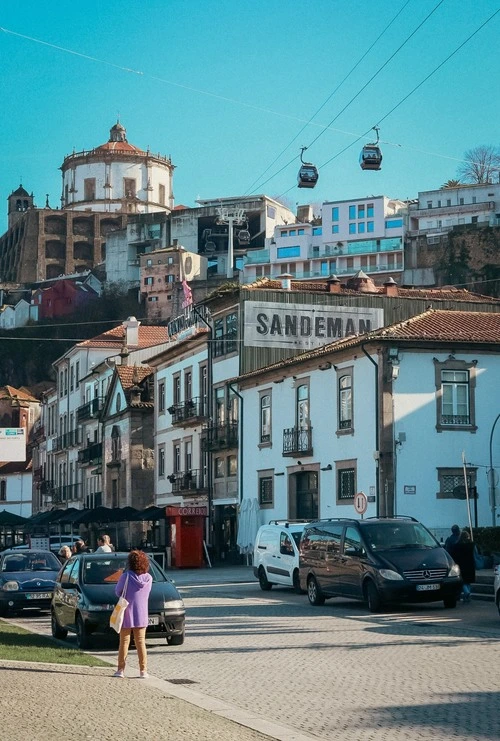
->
[383, 277, 398, 297]
[123, 316, 140, 348]
[172, 239, 178, 247]
[278, 273, 293, 291]
[327, 274, 341, 294]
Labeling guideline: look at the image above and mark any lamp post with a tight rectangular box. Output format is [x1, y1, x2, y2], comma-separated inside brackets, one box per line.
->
[488, 413, 500, 526]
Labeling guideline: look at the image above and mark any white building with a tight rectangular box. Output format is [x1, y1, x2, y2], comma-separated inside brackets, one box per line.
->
[237, 309, 500, 537]
[60, 122, 174, 215]
[243, 195, 406, 284]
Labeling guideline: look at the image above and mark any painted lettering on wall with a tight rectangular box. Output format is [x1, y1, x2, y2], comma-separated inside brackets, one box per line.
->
[245, 301, 384, 350]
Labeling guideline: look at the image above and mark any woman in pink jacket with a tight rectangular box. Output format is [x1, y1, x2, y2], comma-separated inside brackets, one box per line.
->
[113, 550, 152, 678]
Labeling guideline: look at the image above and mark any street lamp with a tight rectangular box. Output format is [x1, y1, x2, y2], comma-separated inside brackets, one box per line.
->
[488, 413, 500, 526]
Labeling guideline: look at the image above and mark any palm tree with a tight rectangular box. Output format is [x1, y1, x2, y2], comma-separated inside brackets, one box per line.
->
[441, 179, 461, 189]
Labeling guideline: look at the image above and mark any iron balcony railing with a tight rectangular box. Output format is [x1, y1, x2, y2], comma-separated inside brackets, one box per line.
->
[167, 469, 206, 495]
[53, 483, 83, 503]
[53, 429, 82, 452]
[441, 414, 470, 426]
[282, 426, 313, 457]
[202, 422, 238, 451]
[77, 441, 103, 465]
[77, 397, 104, 422]
[168, 397, 207, 425]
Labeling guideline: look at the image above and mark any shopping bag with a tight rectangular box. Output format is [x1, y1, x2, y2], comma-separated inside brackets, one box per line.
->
[110, 574, 129, 633]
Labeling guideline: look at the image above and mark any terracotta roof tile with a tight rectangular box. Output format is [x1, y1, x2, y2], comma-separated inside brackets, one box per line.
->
[0, 385, 39, 403]
[116, 365, 153, 390]
[78, 325, 168, 349]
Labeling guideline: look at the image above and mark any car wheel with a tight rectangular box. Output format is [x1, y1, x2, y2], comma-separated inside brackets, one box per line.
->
[444, 596, 457, 609]
[307, 576, 325, 606]
[366, 581, 382, 613]
[167, 631, 185, 646]
[75, 614, 91, 650]
[258, 567, 272, 591]
[51, 610, 68, 640]
[293, 569, 305, 594]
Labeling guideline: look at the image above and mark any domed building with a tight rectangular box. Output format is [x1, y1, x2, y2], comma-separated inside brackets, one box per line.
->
[60, 122, 175, 215]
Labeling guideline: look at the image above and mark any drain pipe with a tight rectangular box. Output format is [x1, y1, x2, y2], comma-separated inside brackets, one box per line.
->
[361, 343, 380, 517]
[228, 381, 244, 506]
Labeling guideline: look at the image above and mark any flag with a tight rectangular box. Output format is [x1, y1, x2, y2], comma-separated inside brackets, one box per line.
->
[182, 279, 193, 308]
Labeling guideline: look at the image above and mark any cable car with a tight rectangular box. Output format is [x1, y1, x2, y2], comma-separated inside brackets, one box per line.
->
[237, 227, 251, 246]
[360, 126, 382, 171]
[297, 146, 319, 188]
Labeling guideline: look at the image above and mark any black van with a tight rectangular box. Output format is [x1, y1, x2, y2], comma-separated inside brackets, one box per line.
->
[299, 516, 462, 612]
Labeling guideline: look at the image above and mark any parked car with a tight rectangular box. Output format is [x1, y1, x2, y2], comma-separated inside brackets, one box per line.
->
[253, 521, 309, 593]
[0, 549, 61, 615]
[299, 516, 462, 612]
[51, 552, 185, 649]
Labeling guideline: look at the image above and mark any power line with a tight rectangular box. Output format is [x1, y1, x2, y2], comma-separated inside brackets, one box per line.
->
[243, 0, 413, 195]
[275, 6, 500, 199]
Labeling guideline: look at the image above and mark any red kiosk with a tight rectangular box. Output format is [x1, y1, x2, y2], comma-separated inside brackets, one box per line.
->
[166, 505, 207, 568]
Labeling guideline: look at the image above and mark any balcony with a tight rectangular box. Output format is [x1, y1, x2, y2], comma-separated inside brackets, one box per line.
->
[282, 426, 313, 457]
[168, 397, 207, 426]
[244, 249, 270, 265]
[416, 200, 494, 218]
[77, 441, 103, 466]
[53, 483, 83, 504]
[53, 429, 82, 452]
[202, 422, 238, 452]
[77, 397, 103, 422]
[167, 469, 206, 495]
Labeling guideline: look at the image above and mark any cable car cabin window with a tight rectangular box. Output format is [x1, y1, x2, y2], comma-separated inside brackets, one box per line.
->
[360, 146, 382, 171]
[297, 164, 319, 189]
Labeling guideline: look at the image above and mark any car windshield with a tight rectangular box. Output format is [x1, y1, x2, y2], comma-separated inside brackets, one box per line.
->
[2, 552, 61, 572]
[364, 522, 438, 551]
[291, 532, 302, 547]
[82, 557, 165, 585]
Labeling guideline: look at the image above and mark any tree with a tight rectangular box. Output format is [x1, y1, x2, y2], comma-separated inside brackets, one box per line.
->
[457, 145, 500, 184]
[441, 179, 461, 189]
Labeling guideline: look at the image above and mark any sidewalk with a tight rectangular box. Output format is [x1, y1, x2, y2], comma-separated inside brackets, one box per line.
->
[167, 563, 255, 587]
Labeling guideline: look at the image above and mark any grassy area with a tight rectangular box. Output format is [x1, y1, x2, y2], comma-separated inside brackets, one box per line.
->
[0, 620, 109, 667]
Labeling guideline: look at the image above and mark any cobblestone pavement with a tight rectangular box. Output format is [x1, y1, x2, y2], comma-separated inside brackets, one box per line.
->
[7, 566, 500, 740]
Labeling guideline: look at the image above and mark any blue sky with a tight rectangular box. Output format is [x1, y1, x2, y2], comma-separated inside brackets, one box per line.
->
[0, 1, 499, 232]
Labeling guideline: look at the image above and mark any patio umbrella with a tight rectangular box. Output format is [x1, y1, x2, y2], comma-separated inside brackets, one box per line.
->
[236, 498, 261, 558]
[0, 510, 28, 526]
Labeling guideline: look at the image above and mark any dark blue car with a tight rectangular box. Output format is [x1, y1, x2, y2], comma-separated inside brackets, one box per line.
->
[0, 549, 61, 615]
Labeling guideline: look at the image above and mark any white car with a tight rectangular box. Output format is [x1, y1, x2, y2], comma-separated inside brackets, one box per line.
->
[253, 521, 308, 593]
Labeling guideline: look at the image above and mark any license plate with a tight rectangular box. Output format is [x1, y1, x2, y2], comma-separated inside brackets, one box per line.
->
[416, 583, 440, 591]
[148, 616, 159, 626]
[26, 592, 52, 600]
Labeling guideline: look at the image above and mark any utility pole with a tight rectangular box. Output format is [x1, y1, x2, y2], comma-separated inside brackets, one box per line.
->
[215, 206, 247, 279]
[488, 413, 500, 526]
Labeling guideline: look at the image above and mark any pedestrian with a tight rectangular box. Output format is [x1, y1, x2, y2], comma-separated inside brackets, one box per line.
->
[444, 524, 461, 554]
[57, 545, 72, 564]
[450, 530, 476, 602]
[73, 538, 88, 555]
[95, 534, 114, 553]
[113, 549, 152, 679]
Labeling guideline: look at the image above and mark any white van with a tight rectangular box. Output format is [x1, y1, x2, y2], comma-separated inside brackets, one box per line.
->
[253, 521, 308, 593]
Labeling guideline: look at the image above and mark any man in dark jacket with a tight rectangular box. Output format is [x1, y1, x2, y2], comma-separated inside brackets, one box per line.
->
[444, 524, 461, 553]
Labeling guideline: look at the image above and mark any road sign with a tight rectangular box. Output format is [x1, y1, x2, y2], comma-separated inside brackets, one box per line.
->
[354, 491, 368, 515]
[0, 428, 26, 462]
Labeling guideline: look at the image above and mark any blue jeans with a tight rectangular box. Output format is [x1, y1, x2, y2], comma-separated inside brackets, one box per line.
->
[462, 583, 471, 600]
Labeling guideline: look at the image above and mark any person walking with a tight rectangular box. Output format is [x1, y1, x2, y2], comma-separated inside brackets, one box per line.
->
[444, 524, 461, 554]
[95, 534, 114, 553]
[113, 549, 152, 679]
[450, 530, 476, 602]
[73, 538, 89, 555]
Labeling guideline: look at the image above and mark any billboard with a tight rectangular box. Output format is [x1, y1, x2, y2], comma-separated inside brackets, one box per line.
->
[244, 301, 384, 351]
[0, 428, 26, 462]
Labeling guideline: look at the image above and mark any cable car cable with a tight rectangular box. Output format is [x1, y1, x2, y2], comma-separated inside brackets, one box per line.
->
[243, 0, 413, 195]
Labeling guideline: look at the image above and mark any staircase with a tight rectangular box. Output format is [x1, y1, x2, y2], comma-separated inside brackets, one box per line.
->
[471, 569, 495, 602]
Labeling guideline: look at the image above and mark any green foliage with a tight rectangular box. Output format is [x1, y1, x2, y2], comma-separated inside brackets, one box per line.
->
[472, 527, 500, 555]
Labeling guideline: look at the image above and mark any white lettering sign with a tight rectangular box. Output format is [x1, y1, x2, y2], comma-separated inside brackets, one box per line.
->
[244, 301, 384, 350]
[0, 428, 26, 462]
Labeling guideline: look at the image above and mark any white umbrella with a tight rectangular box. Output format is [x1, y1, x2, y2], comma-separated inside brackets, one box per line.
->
[237, 498, 261, 558]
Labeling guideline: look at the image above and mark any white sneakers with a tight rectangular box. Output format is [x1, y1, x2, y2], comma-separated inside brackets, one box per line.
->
[139, 671, 149, 679]
[113, 670, 125, 678]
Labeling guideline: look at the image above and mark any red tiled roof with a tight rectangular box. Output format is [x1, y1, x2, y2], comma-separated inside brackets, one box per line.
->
[244, 278, 500, 304]
[238, 310, 500, 381]
[95, 141, 146, 154]
[116, 365, 153, 390]
[0, 385, 39, 403]
[78, 325, 168, 349]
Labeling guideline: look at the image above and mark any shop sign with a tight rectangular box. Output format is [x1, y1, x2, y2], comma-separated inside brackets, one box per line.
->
[165, 506, 208, 517]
